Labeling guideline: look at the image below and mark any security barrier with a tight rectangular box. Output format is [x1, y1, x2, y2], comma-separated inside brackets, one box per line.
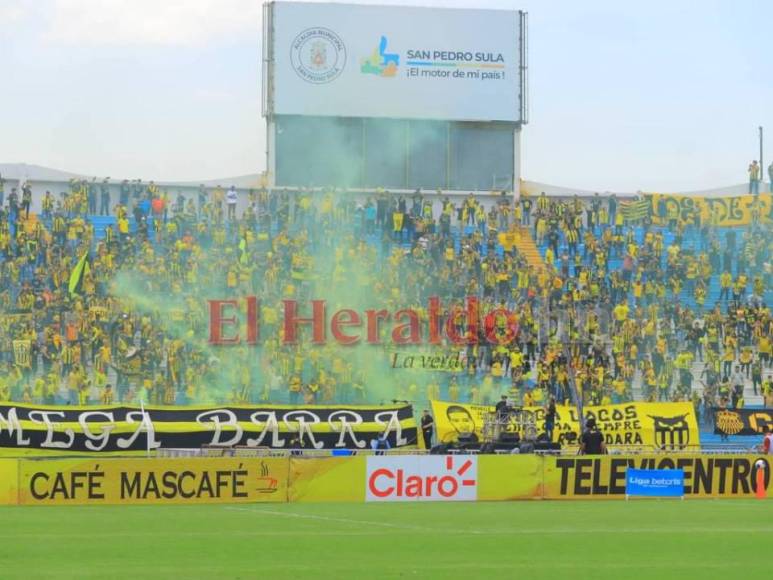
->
[0, 459, 18, 505]
[289, 456, 366, 503]
[0, 454, 769, 505]
[477, 455, 544, 501]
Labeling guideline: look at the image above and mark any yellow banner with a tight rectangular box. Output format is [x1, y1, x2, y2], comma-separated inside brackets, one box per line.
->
[649, 193, 772, 227]
[477, 455, 543, 501]
[288, 456, 366, 502]
[0, 458, 18, 505]
[542, 454, 773, 500]
[0, 453, 770, 505]
[430, 400, 700, 450]
[17, 457, 289, 505]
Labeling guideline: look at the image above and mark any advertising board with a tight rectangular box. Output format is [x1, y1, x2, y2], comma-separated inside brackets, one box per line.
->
[270, 2, 523, 122]
[366, 455, 478, 501]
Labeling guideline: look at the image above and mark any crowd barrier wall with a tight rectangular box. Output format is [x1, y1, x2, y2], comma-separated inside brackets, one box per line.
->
[0, 459, 18, 505]
[0, 454, 769, 506]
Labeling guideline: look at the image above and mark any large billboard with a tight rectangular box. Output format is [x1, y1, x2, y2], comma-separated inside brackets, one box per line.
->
[267, 1, 524, 122]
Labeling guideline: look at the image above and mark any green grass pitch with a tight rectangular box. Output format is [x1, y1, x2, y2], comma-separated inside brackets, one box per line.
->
[1, 500, 770, 579]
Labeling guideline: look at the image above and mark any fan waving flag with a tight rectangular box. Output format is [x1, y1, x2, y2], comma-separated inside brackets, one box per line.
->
[68, 251, 91, 296]
[620, 198, 651, 221]
[239, 238, 248, 265]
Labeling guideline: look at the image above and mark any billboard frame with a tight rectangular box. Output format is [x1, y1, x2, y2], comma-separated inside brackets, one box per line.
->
[261, 1, 529, 193]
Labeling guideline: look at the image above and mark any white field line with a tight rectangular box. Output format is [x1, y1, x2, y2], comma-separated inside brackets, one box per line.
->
[224, 506, 436, 532]
[223, 506, 773, 535]
[0, 530, 394, 539]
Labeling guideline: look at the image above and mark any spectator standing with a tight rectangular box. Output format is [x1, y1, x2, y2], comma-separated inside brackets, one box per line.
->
[8, 187, 19, 221]
[608, 194, 617, 225]
[764, 376, 773, 407]
[579, 417, 605, 455]
[41, 190, 54, 219]
[119, 179, 130, 206]
[768, 161, 773, 193]
[748, 160, 760, 195]
[213, 185, 225, 212]
[87, 178, 98, 214]
[21, 182, 32, 219]
[731, 365, 746, 408]
[521, 195, 532, 225]
[100, 178, 110, 216]
[761, 426, 773, 455]
[226, 186, 238, 221]
[132, 179, 144, 201]
[421, 410, 434, 449]
[371, 430, 391, 455]
[198, 184, 207, 217]
[751, 359, 763, 396]
[717, 396, 730, 441]
[544, 396, 556, 442]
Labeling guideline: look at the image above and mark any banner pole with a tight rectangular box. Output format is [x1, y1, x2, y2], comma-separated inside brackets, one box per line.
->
[756, 463, 766, 500]
[140, 399, 150, 458]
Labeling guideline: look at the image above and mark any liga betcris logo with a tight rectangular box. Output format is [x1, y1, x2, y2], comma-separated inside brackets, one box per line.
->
[366, 455, 477, 502]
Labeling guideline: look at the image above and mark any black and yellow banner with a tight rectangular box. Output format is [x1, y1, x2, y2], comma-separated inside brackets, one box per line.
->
[713, 407, 773, 436]
[431, 400, 700, 450]
[649, 193, 772, 227]
[0, 403, 420, 456]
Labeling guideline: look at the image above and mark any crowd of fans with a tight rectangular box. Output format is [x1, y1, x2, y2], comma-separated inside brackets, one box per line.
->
[0, 171, 771, 430]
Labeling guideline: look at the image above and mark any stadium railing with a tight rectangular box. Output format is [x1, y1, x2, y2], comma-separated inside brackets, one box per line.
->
[152, 442, 760, 459]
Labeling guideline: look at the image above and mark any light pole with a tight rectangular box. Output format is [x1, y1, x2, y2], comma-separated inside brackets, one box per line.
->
[760, 126, 764, 192]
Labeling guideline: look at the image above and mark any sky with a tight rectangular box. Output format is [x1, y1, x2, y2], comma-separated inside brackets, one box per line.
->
[1, 0, 772, 192]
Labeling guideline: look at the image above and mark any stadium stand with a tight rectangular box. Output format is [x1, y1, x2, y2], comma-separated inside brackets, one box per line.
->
[0, 173, 770, 443]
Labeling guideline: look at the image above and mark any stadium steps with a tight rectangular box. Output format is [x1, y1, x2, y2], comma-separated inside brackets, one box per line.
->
[687, 360, 764, 406]
[88, 215, 118, 240]
[18, 213, 38, 233]
[513, 226, 545, 270]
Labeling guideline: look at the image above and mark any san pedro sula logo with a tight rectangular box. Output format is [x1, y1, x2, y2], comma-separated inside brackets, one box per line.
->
[361, 35, 505, 78]
[290, 27, 346, 84]
[361, 35, 400, 77]
[208, 296, 518, 346]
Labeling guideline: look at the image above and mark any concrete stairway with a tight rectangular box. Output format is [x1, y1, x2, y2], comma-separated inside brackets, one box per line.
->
[513, 226, 545, 270]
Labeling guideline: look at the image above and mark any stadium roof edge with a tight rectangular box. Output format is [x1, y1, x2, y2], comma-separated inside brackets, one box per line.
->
[0, 163, 265, 189]
[0, 162, 755, 198]
[521, 180, 752, 198]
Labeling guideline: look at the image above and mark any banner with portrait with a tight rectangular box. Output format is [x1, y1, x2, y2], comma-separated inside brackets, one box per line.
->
[430, 400, 700, 450]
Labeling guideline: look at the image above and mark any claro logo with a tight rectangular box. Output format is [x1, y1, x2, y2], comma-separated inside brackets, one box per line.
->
[366, 456, 477, 502]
